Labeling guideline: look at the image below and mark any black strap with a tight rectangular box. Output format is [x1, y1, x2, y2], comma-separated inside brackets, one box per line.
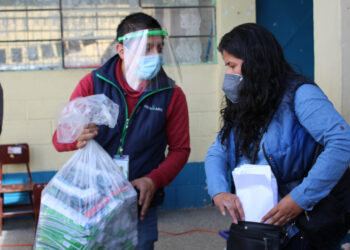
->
[250, 110, 275, 164]
[250, 93, 284, 164]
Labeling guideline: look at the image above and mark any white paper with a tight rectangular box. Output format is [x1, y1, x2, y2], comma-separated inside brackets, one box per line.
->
[8, 146, 22, 154]
[232, 164, 278, 222]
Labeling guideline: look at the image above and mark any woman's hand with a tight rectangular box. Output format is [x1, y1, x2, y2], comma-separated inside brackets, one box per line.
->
[77, 123, 98, 149]
[261, 194, 303, 226]
[213, 192, 245, 224]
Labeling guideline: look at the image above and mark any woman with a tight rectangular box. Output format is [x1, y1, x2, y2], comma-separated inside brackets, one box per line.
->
[205, 23, 350, 249]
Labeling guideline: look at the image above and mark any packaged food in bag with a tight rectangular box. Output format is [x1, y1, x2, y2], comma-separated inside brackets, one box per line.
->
[34, 94, 138, 250]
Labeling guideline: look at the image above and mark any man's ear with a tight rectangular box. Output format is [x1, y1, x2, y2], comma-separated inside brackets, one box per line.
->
[116, 43, 124, 60]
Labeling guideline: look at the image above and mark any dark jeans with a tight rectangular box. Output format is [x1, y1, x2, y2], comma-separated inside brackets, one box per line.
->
[135, 206, 158, 250]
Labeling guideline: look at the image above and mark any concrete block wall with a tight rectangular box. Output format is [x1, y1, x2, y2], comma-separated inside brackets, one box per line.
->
[313, 0, 350, 123]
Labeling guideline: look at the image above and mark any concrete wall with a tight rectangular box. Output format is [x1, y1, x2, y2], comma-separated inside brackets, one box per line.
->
[314, 0, 350, 123]
[341, 0, 350, 122]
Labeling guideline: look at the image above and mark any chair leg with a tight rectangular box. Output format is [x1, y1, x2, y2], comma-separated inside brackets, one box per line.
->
[33, 184, 45, 231]
[29, 190, 35, 219]
[0, 193, 3, 234]
[33, 190, 39, 230]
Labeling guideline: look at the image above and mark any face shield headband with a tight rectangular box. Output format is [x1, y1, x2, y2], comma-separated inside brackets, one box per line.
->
[117, 30, 168, 43]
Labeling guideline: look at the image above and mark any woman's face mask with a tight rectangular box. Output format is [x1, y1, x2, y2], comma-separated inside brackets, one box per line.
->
[133, 53, 164, 80]
[222, 73, 243, 103]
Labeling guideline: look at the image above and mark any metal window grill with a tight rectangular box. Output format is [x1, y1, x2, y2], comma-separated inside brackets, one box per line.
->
[0, 0, 216, 71]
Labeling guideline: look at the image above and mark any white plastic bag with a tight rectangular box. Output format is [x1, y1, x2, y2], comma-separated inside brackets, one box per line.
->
[56, 94, 119, 143]
[35, 94, 138, 250]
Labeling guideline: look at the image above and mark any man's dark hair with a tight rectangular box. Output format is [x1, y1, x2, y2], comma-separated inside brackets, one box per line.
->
[116, 12, 162, 42]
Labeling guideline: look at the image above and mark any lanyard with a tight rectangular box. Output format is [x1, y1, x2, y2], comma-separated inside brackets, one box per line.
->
[96, 73, 171, 157]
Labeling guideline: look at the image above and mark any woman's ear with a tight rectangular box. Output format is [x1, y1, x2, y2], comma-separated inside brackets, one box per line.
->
[116, 43, 124, 60]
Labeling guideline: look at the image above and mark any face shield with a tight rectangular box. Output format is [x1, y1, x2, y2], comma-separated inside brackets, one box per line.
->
[118, 29, 182, 92]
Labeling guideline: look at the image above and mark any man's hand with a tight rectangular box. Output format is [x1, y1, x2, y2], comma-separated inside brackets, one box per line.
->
[213, 192, 245, 224]
[131, 177, 156, 221]
[261, 194, 303, 226]
[77, 123, 98, 149]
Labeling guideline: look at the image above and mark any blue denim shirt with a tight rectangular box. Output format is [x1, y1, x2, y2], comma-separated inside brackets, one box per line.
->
[205, 84, 350, 210]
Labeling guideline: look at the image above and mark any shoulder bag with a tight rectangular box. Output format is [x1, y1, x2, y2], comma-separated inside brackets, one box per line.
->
[227, 221, 285, 250]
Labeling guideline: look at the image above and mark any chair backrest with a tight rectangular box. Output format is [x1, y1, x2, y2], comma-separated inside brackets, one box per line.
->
[0, 143, 32, 184]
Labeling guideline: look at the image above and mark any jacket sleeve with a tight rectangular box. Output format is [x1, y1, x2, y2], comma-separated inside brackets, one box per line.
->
[204, 133, 234, 199]
[146, 87, 190, 189]
[290, 84, 350, 210]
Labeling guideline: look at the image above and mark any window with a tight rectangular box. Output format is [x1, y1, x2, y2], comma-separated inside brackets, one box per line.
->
[0, 0, 216, 71]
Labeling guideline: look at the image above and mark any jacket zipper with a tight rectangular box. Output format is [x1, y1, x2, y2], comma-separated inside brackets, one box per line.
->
[262, 143, 310, 227]
[96, 73, 172, 156]
[262, 143, 281, 185]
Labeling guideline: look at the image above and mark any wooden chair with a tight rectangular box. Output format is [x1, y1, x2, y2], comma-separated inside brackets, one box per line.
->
[0, 143, 34, 233]
[33, 182, 47, 231]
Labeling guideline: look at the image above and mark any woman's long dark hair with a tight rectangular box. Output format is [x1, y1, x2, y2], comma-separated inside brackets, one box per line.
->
[218, 23, 296, 160]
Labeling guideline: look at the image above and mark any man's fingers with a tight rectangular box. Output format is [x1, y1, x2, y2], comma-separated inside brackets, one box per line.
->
[77, 124, 98, 149]
[138, 189, 145, 206]
[83, 128, 98, 139]
[77, 140, 87, 149]
[140, 195, 152, 221]
[131, 181, 144, 206]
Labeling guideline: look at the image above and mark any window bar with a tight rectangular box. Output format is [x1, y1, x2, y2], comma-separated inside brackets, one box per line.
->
[59, 0, 65, 68]
[140, 6, 215, 9]
[0, 8, 60, 12]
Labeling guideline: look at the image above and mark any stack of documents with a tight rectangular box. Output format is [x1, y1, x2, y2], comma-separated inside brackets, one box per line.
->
[232, 164, 278, 222]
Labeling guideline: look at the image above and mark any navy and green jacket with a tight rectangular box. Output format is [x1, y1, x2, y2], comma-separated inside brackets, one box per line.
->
[92, 55, 174, 182]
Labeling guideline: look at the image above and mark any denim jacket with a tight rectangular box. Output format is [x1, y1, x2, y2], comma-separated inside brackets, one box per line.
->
[205, 78, 350, 210]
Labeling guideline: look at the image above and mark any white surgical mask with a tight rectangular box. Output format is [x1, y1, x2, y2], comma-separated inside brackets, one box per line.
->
[133, 54, 163, 80]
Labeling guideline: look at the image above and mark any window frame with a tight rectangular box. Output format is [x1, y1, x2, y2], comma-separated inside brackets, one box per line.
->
[0, 0, 216, 71]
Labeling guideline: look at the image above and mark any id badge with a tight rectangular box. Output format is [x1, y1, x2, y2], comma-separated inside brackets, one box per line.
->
[113, 155, 129, 179]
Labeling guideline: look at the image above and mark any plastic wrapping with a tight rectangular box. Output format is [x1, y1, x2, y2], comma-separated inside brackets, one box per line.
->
[56, 94, 119, 143]
[35, 95, 138, 249]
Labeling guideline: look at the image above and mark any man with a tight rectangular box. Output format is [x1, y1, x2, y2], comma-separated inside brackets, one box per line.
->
[52, 12, 190, 250]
